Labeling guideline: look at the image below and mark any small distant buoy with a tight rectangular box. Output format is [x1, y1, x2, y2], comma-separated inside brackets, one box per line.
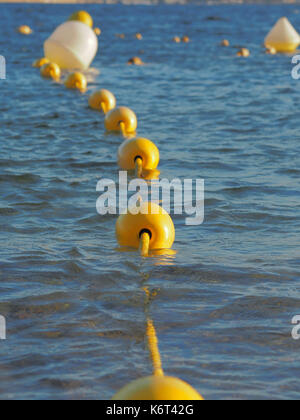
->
[33, 57, 50, 68]
[173, 36, 181, 43]
[65, 72, 87, 92]
[221, 39, 230, 47]
[237, 48, 250, 57]
[127, 57, 144, 66]
[68, 10, 93, 28]
[94, 27, 101, 36]
[40, 62, 61, 81]
[265, 17, 300, 53]
[118, 138, 160, 177]
[112, 376, 203, 400]
[116, 202, 175, 252]
[136, 33, 143, 40]
[89, 89, 116, 114]
[182, 36, 190, 43]
[116, 33, 125, 39]
[265, 46, 277, 55]
[18, 25, 32, 35]
[105, 107, 137, 136]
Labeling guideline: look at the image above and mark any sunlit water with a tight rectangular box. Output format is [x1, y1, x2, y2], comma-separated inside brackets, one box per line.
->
[0, 3, 300, 400]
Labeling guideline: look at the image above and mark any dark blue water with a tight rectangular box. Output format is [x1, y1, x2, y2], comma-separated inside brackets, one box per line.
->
[0, 3, 300, 400]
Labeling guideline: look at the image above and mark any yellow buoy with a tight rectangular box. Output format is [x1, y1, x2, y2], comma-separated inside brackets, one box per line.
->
[135, 33, 143, 40]
[18, 25, 32, 35]
[265, 17, 300, 53]
[237, 48, 250, 57]
[173, 36, 181, 43]
[127, 57, 144, 66]
[221, 39, 230, 47]
[265, 46, 277, 55]
[40, 62, 61, 81]
[118, 138, 160, 174]
[116, 202, 175, 251]
[112, 375, 203, 400]
[94, 27, 101, 36]
[68, 10, 93, 28]
[89, 89, 116, 113]
[33, 57, 50, 68]
[182, 36, 190, 43]
[105, 107, 137, 135]
[65, 72, 87, 92]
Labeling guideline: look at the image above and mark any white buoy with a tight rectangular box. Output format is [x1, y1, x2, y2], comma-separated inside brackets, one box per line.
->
[264, 17, 300, 53]
[44, 21, 98, 71]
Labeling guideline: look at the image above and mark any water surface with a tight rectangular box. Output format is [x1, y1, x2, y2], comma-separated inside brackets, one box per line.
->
[0, 3, 300, 400]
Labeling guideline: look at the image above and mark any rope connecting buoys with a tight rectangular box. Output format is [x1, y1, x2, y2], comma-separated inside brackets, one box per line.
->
[116, 202, 175, 256]
[40, 62, 61, 81]
[18, 25, 32, 35]
[88, 89, 116, 113]
[33, 57, 50, 68]
[44, 21, 98, 71]
[105, 107, 137, 136]
[68, 10, 93, 28]
[118, 137, 160, 177]
[265, 17, 300, 53]
[146, 319, 164, 377]
[65, 72, 87, 92]
[112, 295, 204, 400]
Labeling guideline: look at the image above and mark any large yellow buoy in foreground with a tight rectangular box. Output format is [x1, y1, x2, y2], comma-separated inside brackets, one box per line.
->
[112, 375, 203, 400]
[265, 17, 300, 53]
[65, 72, 87, 92]
[105, 107, 137, 136]
[89, 89, 116, 113]
[116, 202, 175, 251]
[118, 138, 160, 175]
[113, 316, 202, 400]
[40, 62, 61, 81]
[68, 10, 93, 28]
[33, 57, 50, 68]
[18, 25, 32, 35]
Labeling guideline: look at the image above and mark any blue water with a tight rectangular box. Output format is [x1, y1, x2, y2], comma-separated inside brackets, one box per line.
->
[0, 3, 300, 400]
